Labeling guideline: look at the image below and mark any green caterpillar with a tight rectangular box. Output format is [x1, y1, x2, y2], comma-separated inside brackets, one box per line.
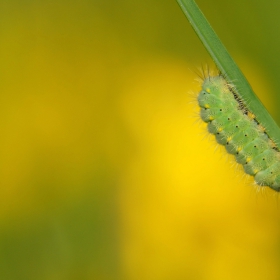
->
[198, 75, 280, 192]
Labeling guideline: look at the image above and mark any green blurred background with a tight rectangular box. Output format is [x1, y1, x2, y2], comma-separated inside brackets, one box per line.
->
[1, 0, 280, 279]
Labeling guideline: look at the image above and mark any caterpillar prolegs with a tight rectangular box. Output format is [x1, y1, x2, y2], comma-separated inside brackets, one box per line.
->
[198, 75, 280, 192]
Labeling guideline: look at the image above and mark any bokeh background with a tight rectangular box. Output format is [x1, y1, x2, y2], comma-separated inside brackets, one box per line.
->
[1, 0, 280, 279]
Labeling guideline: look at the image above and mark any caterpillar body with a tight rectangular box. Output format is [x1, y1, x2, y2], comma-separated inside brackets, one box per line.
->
[198, 75, 280, 192]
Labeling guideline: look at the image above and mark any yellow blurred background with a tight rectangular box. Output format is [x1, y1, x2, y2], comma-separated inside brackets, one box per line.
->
[1, 0, 280, 279]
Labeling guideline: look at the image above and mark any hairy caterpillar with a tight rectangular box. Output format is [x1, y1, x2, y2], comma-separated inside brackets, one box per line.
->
[198, 74, 280, 192]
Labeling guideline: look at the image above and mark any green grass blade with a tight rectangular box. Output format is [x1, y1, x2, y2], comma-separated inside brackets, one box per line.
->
[176, 0, 280, 146]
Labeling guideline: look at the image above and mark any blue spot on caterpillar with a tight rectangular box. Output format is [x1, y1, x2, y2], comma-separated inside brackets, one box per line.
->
[198, 75, 280, 192]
